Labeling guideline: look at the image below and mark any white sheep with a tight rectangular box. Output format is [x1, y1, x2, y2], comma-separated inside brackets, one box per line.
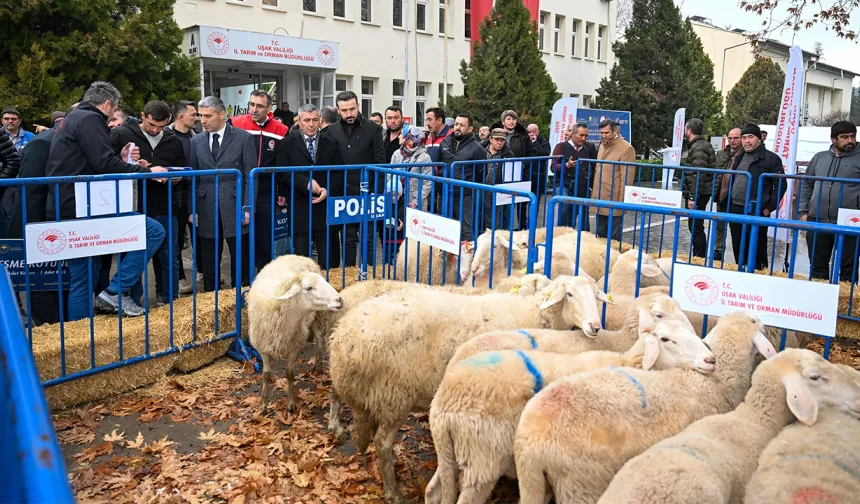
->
[599, 349, 860, 504]
[596, 249, 671, 295]
[492, 273, 552, 295]
[247, 255, 344, 412]
[448, 288, 695, 368]
[513, 310, 778, 504]
[328, 275, 612, 503]
[743, 366, 860, 504]
[426, 314, 715, 504]
[395, 238, 474, 286]
[546, 231, 621, 281]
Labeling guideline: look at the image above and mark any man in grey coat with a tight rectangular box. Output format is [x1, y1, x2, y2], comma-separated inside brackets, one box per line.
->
[189, 96, 257, 292]
[799, 120, 859, 281]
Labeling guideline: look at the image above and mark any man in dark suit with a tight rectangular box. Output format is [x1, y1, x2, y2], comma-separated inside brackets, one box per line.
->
[188, 96, 257, 292]
[275, 103, 344, 269]
[553, 122, 598, 230]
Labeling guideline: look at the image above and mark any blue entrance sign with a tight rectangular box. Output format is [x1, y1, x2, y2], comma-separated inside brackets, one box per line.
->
[327, 194, 390, 225]
[0, 240, 70, 292]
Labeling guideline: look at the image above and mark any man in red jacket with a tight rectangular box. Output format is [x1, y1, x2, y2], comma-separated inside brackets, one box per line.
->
[230, 89, 289, 271]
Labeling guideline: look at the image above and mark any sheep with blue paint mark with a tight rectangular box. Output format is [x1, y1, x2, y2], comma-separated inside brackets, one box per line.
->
[328, 275, 610, 503]
[447, 287, 693, 369]
[599, 350, 860, 504]
[743, 365, 860, 504]
[513, 310, 778, 504]
[425, 313, 714, 504]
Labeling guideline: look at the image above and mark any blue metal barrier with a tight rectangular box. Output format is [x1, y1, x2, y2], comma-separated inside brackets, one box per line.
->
[0, 264, 74, 503]
[0, 170, 251, 385]
[542, 195, 860, 359]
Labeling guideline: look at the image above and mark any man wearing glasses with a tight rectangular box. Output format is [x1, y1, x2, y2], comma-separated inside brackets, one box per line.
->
[231, 90, 289, 271]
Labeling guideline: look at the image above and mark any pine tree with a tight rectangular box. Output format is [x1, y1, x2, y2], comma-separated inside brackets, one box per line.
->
[445, 0, 558, 130]
[0, 0, 199, 124]
[594, 0, 725, 153]
[725, 58, 786, 127]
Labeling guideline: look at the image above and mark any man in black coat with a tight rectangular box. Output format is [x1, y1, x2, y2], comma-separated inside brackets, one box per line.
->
[0, 131, 21, 237]
[275, 104, 344, 269]
[440, 114, 486, 240]
[728, 123, 786, 272]
[553, 123, 598, 230]
[326, 91, 385, 267]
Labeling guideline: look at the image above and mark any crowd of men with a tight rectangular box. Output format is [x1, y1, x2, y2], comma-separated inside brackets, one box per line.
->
[0, 78, 857, 326]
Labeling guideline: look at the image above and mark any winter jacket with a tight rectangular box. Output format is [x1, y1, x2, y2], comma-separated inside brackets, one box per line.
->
[166, 124, 196, 163]
[7, 129, 52, 238]
[390, 146, 433, 210]
[483, 144, 515, 186]
[553, 140, 598, 196]
[424, 125, 452, 165]
[326, 113, 386, 194]
[230, 113, 289, 196]
[0, 133, 21, 199]
[682, 135, 716, 200]
[714, 145, 742, 203]
[440, 133, 487, 182]
[591, 135, 637, 216]
[110, 122, 187, 216]
[46, 102, 151, 220]
[384, 128, 404, 165]
[730, 143, 786, 214]
[798, 145, 860, 224]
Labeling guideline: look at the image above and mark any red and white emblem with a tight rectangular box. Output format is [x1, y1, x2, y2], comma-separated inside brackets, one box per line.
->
[684, 274, 719, 307]
[317, 44, 335, 65]
[37, 229, 67, 256]
[207, 32, 230, 55]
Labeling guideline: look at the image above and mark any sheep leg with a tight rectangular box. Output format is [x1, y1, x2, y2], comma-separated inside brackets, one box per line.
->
[284, 361, 299, 412]
[456, 476, 495, 504]
[424, 471, 443, 504]
[353, 405, 378, 453]
[312, 324, 327, 372]
[327, 386, 346, 441]
[375, 422, 405, 504]
[261, 353, 275, 413]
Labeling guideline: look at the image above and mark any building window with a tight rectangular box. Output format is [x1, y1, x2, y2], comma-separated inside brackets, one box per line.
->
[336, 77, 348, 92]
[301, 73, 323, 107]
[393, 0, 403, 27]
[361, 0, 371, 22]
[303, 0, 316, 13]
[584, 23, 592, 59]
[571, 20, 578, 57]
[333, 0, 345, 18]
[597, 26, 604, 60]
[538, 12, 546, 51]
[361, 79, 374, 117]
[582, 94, 592, 107]
[415, 82, 427, 127]
[392, 80, 405, 110]
[439, 0, 447, 34]
[417, 0, 427, 31]
[554, 15, 562, 53]
[263, 0, 278, 6]
[465, 0, 471, 38]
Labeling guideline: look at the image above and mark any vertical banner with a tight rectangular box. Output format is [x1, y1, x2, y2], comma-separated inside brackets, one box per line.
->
[549, 97, 579, 156]
[769, 46, 804, 243]
[662, 107, 685, 189]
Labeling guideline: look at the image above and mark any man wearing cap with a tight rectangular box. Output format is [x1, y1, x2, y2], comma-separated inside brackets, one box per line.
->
[482, 128, 515, 229]
[727, 123, 785, 272]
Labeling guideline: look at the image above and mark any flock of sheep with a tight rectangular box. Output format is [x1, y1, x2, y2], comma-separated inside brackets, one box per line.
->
[247, 226, 860, 504]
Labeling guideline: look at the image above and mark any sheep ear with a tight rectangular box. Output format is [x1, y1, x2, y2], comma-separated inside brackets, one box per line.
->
[640, 264, 664, 278]
[782, 372, 819, 425]
[540, 285, 566, 310]
[638, 307, 656, 330]
[753, 331, 778, 359]
[595, 288, 615, 305]
[277, 283, 302, 300]
[642, 333, 661, 371]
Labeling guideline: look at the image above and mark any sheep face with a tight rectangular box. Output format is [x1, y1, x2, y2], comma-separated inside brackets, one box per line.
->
[773, 350, 860, 425]
[446, 240, 475, 283]
[636, 293, 696, 333]
[704, 311, 777, 366]
[637, 316, 716, 374]
[470, 229, 515, 278]
[540, 276, 613, 337]
[277, 272, 344, 311]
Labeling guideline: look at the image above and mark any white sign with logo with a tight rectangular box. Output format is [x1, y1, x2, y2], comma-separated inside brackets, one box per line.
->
[405, 208, 462, 255]
[198, 26, 338, 69]
[74, 180, 134, 218]
[25, 215, 148, 265]
[624, 186, 683, 209]
[495, 181, 532, 206]
[672, 263, 839, 337]
[837, 208, 860, 228]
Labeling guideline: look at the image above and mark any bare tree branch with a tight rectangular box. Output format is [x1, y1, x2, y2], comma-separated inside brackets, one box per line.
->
[739, 0, 859, 41]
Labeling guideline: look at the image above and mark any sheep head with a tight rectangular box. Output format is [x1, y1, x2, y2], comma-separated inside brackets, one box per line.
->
[539, 275, 613, 337]
[277, 272, 344, 312]
[704, 311, 777, 367]
[637, 316, 716, 374]
[443, 240, 475, 283]
[470, 229, 520, 278]
[630, 293, 696, 334]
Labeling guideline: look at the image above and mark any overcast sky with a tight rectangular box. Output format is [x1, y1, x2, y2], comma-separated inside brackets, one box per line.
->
[677, 0, 860, 84]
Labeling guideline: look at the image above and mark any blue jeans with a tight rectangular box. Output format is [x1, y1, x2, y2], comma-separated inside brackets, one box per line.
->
[153, 215, 180, 301]
[67, 214, 165, 321]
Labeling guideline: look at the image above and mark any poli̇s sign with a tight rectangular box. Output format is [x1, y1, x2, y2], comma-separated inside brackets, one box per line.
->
[0, 240, 70, 292]
[327, 194, 390, 225]
[577, 108, 632, 143]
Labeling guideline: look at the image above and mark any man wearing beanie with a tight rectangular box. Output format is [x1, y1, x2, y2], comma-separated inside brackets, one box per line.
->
[728, 123, 785, 272]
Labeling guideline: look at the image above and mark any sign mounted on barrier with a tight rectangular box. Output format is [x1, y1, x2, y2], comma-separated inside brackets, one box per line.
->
[274, 209, 290, 240]
[837, 208, 860, 227]
[24, 215, 148, 265]
[0, 240, 70, 292]
[503, 161, 523, 182]
[624, 186, 683, 209]
[672, 264, 839, 336]
[495, 182, 532, 206]
[405, 208, 462, 255]
[74, 180, 134, 218]
[327, 194, 391, 225]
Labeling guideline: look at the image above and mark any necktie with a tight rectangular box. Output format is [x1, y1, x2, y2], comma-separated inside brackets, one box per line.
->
[211, 133, 220, 160]
[306, 136, 315, 161]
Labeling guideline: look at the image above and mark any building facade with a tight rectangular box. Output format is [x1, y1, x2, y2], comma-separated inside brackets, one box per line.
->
[173, 0, 615, 126]
[691, 17, 856, 124]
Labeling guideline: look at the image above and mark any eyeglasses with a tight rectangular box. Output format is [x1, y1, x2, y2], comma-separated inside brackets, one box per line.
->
[248, 102, 269, 110]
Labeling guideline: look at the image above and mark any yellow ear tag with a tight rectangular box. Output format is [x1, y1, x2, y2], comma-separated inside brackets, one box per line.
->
[607, 294, 615, 303]
[520, 267, 528, 275]
[544, 291, 552, 300]
[509, 287, 521, 294]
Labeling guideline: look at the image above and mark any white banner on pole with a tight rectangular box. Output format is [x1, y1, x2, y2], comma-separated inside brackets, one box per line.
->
[549, 97, 579, 155]
[769, 46, 804, 243]
[663, 108, 685, 189]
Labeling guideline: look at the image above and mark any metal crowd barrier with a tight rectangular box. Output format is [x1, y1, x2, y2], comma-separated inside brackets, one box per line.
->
[542, 195, 860, 359]
[0, 264, 74, 503]
[0, 170, 251, 385]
